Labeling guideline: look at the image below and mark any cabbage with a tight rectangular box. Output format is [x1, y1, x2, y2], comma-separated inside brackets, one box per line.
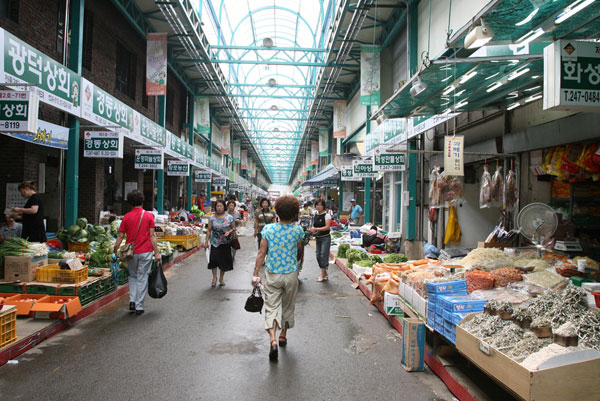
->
[79, 230, 89, 238]
[68, 225, 81, 235]
[76, 217, 88, 228]
[94, 225, 105, 235]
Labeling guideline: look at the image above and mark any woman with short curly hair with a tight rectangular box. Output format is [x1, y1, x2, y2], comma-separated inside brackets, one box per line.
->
[252, 195, 304, 361]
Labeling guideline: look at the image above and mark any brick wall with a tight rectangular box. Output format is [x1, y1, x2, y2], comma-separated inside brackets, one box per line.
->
[78, 152, 103, 224]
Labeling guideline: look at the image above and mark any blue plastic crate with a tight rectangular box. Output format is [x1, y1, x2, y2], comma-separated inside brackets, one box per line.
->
[435, 313, 444, 325]
[428, 293, 437, 303]
[436, 303, 444, 315]
[438, 294, 487, 313]
[434, 319, 444, 333]
[426, 280, 467, 294]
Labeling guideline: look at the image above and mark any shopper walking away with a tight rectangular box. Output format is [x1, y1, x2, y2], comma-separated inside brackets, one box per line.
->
[252, 195, 304, 361]
[348, 199, 363, 224]
[227, 200, 242, 261]
[204, 199, 235, 287]
[310, 199, 332, 282]
[13, 181, 46, 242]
[254, 197, 276, 249]
[114, 190, 161, 315]
[0, 209, 22, 241]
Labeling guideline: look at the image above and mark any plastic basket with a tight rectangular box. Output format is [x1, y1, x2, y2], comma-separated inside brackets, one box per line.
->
[0, 305, 17, 348]
[36, 265, 88, 284]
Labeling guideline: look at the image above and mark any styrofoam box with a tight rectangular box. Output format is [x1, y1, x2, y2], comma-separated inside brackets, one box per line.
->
[426, 280, 467, 294]
[398, 281, 407, 299]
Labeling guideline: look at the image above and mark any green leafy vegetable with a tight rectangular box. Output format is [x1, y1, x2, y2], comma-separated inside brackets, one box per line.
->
[337, 244, 350, 258]
[383, 253, 408, 263]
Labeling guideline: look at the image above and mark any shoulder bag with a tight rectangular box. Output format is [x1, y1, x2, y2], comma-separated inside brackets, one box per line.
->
[244, 286, 264, 313]
[119, 210, 145, 262]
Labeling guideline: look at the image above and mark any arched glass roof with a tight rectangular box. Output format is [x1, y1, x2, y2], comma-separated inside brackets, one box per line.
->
[201, 0, 333, 184]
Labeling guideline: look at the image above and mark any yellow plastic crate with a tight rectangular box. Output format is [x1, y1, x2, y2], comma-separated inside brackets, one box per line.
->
[0, 305, 17, 348]
[36, 264, 88, 284]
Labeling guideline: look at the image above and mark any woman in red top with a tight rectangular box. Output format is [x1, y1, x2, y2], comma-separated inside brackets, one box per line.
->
[114, 190, 161, 315]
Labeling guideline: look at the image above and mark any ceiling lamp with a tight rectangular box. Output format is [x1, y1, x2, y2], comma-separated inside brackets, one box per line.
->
[270, 105, 278, 110]
[263, 38, 274, 48]
[273, 128, 280, 132]
[464, 19, 494, 49]
[267, 78, 277, 87]
[410, 76, 428, 97]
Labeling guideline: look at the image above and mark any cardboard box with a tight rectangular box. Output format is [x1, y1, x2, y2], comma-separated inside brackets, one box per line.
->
[456, 313, 600, 401]
[30, 295, 82, 319]
[4, 256, 48, 282]
[383, 292, 404, 316]
[401, 318, 425, 371]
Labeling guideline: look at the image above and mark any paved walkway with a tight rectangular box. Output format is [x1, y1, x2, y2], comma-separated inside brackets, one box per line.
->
[0, 234, 454, 401]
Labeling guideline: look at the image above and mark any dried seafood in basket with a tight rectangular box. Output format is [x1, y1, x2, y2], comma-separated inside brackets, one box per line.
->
[465, 270, 495, 292]
[480, 164, 492, 209]
[491, 268, 522, 287]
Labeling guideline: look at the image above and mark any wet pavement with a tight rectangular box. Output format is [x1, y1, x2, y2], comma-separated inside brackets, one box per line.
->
[0, 234, 455, 401]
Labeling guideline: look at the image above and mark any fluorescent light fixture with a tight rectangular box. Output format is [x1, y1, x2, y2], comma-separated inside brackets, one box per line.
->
[442, 108, 452, 115]
[516, 8, 539, 26]
[525, 85, 541, 92]
[555, 0, 595, 24]
[441, 75, 453, 82]
[507, 101, 522, 110]
[459, 70, 478, 84]
[517, 28, 545, 46]
[410, 76, 428, 97]
[464, 20, 494, 49]
[531, 75, 540, 79]
[485, 72, 500, 80]
[508, 67, 530, 81]
[455, 100, 468, 109]
[442, 85, 455, 96]
[455, 89, 466, 97]
[507, 91, 519, 99]
[525, 93, 543, 103]
[487, 82, 503, 92]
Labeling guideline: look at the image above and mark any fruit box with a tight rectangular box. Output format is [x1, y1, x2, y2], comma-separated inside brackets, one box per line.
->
[30, 295, 82, 319]
[3, 294, 50, 316]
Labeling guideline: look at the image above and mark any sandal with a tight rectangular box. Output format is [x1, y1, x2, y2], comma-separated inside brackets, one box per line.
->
[269, 341, 278, 361]
[316, 276, 329, 282]
[278, 336, 287, 347]
[219, 281, 226, 287]
[211, 281, 217, 288]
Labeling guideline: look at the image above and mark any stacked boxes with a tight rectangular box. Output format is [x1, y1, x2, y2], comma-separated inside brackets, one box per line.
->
[425, 280, 469, 343]
[437, 294, 487, 344]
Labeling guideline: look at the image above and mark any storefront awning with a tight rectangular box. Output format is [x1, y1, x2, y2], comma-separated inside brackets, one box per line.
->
[302, 164, 339, 187]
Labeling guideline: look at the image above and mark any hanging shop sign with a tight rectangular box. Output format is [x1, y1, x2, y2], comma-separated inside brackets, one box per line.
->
[353, 157, 377, 178]
[365, 125, 384, 156]
[2, 119, 68, 149]
[167, 160, 189, 176]
[444, 136, 464, 176]
[322, 177, 339, 188]
[194, 170, 211, 183]
[241, 149, 248, 170]
[232, 140, 241, 163]
[221, 125, 230, 155]
[146, 33, 167, 96]
[139, 114, 167, 147]
[405, 113, 459, 142]
[135, 149, 163, 169]
[83, 131, 123, 158]
[168, 132, 194, 161]
[0, 28, 81, 116]
[319, 128, 328, 157]
[311, 141, 319, 165]
[373, 150, 406, 171]
[544, 40, 600, 111]
[0, 91, 38, 133]
[360, 46, 381, 106]
[81, 78, 134, 132]
[341, 166, 360, 181]
[195, 97, 210, 135]
[306, 150, 313, 171]
[229, 182, 239, 191]
[333, 100, 347, 138]
[213, 177, 226, 186]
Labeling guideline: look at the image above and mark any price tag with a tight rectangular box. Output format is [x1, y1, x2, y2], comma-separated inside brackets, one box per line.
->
[479, 341, 491, 355]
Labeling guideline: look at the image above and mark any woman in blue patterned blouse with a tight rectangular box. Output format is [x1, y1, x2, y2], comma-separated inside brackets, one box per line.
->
[204, 199, 235, 287]
[252, 195, 304, 362]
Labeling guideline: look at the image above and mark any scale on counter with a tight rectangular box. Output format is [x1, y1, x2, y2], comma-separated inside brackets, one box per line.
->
[554, 240, 583, 253]
[439, 247, 471, 260]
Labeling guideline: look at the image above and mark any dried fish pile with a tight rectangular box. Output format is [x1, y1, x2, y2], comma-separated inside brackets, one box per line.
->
[506, 332, 551, 358]
[577, 309, 600, 351]
[488, 324, 524, 349]
[460, 314, 511, 338]
[550, 285, 588, 329]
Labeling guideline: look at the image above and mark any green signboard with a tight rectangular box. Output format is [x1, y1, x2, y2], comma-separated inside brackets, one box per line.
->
[194, 171, 211, 183]
[373, 152, 405, 171]
[83, 131, 123, 158]
[353, 157, 377, 178]
[140, 114, 167, 147]
[0, 91, 38, 133]
[168, 133, 194, 160]
[0, 29, 81, 116]
[135, 149, 162, 169]
[167, 160, 189, 176]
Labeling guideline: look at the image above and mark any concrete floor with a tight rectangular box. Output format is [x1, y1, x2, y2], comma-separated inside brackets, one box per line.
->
[0, 235, 455, 401]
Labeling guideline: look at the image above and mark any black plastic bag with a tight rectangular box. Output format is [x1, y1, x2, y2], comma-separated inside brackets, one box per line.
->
[244, 286, 264, 313]
[148, 261, 168, 299]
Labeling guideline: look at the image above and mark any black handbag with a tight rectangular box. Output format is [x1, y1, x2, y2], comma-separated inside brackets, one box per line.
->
[244, 286, 264, 313]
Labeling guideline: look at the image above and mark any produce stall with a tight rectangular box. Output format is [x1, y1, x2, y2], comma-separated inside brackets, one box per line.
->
[333, 230, 600, 400]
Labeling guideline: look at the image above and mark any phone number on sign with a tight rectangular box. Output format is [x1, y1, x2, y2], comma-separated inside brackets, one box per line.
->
[563, 89, 600, 103]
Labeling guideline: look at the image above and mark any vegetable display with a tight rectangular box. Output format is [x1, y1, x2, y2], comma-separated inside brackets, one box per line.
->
[383, 253, 408, 264]
[337, 244, 350, 258]
[346, 249, 369, 266]
[58, 218, 113, 244]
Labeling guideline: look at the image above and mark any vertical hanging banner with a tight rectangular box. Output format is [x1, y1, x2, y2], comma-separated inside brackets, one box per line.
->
[444, 136, 464, 176]
[311, 141, 319, 165]
[333, 100, 347, 138]
[220, 125, 230, 155]
[360, 46, 381, 106]
[146, 33, 168, 96]
[306, 150, 313, 171]
[195, 97, 210, 134]
[319, 129, 328, 157]
[241, 149, 248, 170]
[232, 140, 241, 163]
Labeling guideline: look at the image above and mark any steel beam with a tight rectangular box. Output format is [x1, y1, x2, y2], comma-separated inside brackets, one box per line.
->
[211, 45, 328, 52]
